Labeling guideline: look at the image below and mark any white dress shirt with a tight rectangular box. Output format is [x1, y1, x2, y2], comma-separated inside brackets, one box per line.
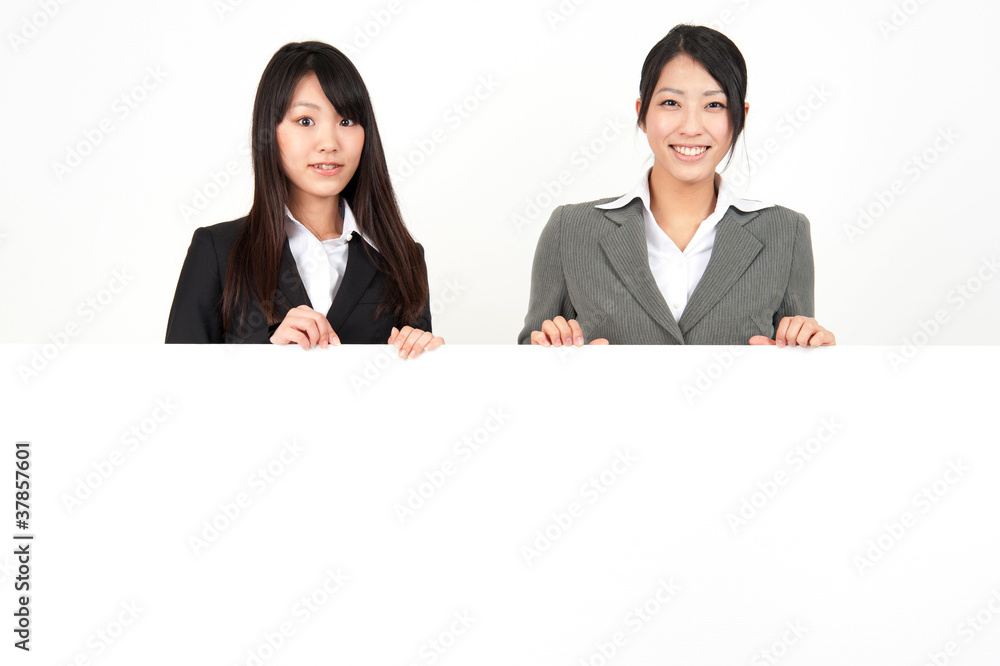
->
[595, 169, 773, 322]
[283, 199, 376, 318]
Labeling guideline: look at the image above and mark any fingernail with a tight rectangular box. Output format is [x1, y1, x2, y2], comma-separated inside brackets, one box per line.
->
[575, 336, 583, 346]
[553, 339, 562, 347]
[776, 340, 784, 347]
[398, 349, 406, 359]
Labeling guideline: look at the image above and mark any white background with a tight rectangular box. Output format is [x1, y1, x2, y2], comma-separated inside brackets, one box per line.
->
[1, 0, 998, 344]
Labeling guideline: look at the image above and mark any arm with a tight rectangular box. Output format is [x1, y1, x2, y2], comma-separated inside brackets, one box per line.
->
[387, 242, 442, 358]
[165, 227, 225, 343]
[517, 206, 577, 344]
[773, 212, 815, 327]
[749, 212, 834, 346]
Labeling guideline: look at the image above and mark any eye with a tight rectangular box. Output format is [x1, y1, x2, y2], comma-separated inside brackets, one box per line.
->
[296, 117, 314, 127]
[659, 99, 679, 107]
[707, 102, 727, 109]
[340, 118, 356, 127]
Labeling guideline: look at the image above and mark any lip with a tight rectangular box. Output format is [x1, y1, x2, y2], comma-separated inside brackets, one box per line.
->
[670, 145, 710, 162]
[309, 163, 344, 175]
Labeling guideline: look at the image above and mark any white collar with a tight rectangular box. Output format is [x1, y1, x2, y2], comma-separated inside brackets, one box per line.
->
[284, 198, 376, 250]
[595, 169, 773, 216]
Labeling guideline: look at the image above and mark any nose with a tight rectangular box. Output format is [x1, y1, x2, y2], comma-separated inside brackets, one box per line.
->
[316, 122, 339, 153]
[678, 105, 703, 137]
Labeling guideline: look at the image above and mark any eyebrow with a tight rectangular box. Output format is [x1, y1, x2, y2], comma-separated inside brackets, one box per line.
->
[290, 101, 322, 111]
[656, 87, 725, 96]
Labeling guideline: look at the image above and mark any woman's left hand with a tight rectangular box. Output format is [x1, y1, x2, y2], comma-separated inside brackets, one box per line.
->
[388, 326, 445, 359]
[748, 316, 836, 347]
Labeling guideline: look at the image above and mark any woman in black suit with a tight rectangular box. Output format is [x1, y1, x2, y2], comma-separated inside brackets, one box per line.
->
[166, 41, 442, 358]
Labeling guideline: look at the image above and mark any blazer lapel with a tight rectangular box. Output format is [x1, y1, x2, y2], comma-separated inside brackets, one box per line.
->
[599, 201, 684, 344]
[678, 208, 763, 335]
[276, 239, 311, 311]
[327, 238, 378, 331]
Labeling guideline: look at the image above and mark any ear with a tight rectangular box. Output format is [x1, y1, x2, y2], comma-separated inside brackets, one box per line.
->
[635, 97, 645, 132]
[744, 101, 750, 120]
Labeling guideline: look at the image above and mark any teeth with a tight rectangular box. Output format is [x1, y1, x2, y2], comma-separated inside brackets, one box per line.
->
[673, 146, 707, 156]
[313, 164, 339, 169]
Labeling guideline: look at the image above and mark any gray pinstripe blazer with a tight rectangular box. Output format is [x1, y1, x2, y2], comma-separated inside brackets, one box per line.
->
[517, 197, 814, 345]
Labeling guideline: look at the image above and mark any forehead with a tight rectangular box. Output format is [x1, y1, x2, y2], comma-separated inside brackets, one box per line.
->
[654, 54, 723, 92]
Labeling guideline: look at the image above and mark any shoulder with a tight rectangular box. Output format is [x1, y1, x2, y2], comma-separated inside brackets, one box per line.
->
[193, 216, 248, 249]
[541, 196, 631, 238]
[750, 204, 808, 224]
[742, 204, 810, 234]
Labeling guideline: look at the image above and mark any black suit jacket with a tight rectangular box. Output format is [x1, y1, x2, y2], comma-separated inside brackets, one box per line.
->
[165, 217, 431, 344]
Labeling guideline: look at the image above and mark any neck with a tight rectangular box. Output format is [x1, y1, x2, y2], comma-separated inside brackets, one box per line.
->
[287, 193, 343, 241]
[648, 167, 719, 229]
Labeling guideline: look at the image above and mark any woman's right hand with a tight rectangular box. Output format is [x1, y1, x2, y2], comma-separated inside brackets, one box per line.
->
[269, 305, 341, 350]
[529, 316, 609, 347]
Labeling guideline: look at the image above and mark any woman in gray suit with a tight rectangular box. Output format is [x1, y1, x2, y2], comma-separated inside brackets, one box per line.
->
[519, 25, 836, 348]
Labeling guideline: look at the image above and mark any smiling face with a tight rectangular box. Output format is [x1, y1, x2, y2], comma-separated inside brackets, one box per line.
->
[276, 71, 365, 211]
[637, 54, 746, 187]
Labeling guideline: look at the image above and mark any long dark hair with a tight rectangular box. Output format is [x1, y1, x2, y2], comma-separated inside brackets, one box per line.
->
[637, 25, 748, 168]
[222, 41, 428, 333]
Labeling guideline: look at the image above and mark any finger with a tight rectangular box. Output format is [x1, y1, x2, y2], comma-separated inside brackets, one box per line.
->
[388, 326, 399, 345]
[774, 317, 791, 348]
[552, 316, 572, 347]
[796, 321, 819, 347]
[809, 329, 836, 347]
[405, 330, 435, 359]
[392, 326, 414, 350]
[748, 335, 776, 345]
[288, 315, 322, 348]
[277, 328, 311, 351]
[782, 316, 806, 347]
[540, 320, 561, 346]
[329, 329, 341, 346]
[588, 338, 610, 345]
[568, 319, 584, 346]
[424, 336, 445, 351]
[398, 328, 428, 359]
